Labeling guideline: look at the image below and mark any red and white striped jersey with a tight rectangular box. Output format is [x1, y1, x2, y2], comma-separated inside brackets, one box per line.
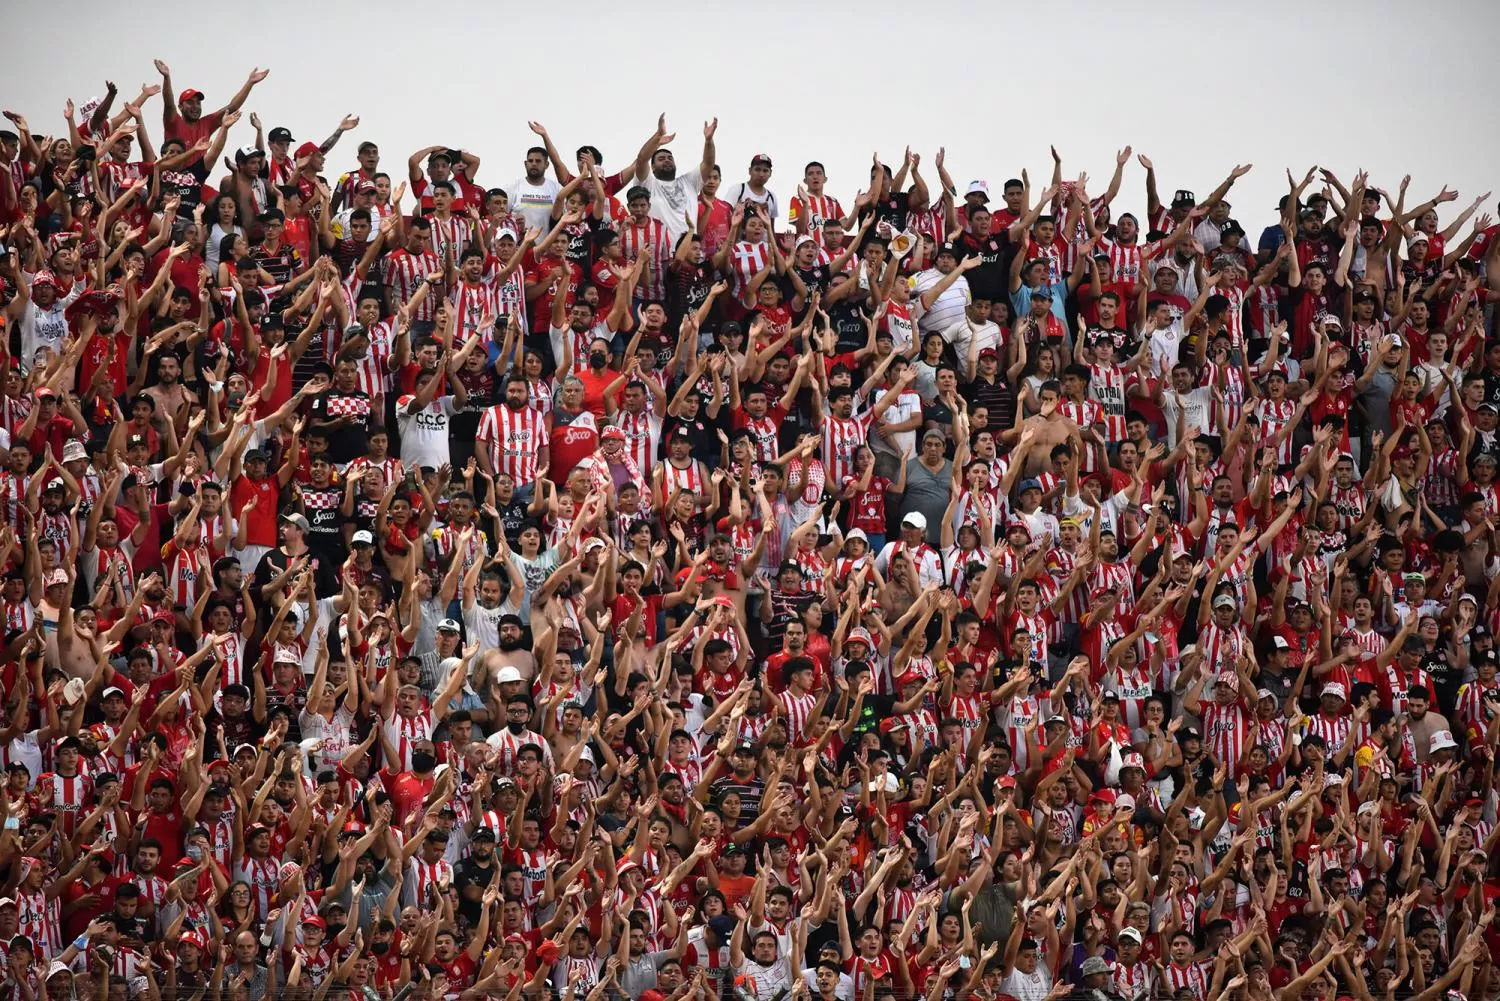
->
[347, 454, 405, 490]
[1199, 621, 1247, 679]
[3, 595, 33, 634]
[407, 856, 454, 906]
[1253, 397, 1299, 463]
[905, 206, 946, 246]
[340, 315, 395, 396]
[1162, 961, 1210, 1001]
[383, 249, 443, 322]
[779, 690, 819, 745]
[1200, 701, 1251, 770]
[1085, 363, 1132, 443]
[661, 459, 706, 501]
[1047, 547, 1088, 624]
[1114, 961, 1155, 1001]
[1057, 399, 1105, 471]
[1218, 283, 1247, 350]
[382, 710, 435, 772]
[612, 410, 663, 477]
[235, 855, 281, 918]
[729, 241, 770, 301]
[1425, 448, 1462, 511]
[740, 413, 780, 463]
[1201, 361, 1246, 428]
[1343, 627, 1385, 660]
[35, 771, 92, 836]
[944, 545, 987, 593]
[481, 255, 526, 323]
[476, 404, 549, 488]
[1303, 714, 1348, 757]
[1097, 237, 1161, 286]
[790, 194, 845, 237]
[37, 511, 75, 562]
[618, 217, 671, 301]
[207, 632, 249, 689]
[162, 540, 208, 609]
[427, 214, 472, 265]
[822, 411, 874, 487]
[16, 888, 60, 960]
[449, 279, 499, 344]
[1457, 680, 1500, 728]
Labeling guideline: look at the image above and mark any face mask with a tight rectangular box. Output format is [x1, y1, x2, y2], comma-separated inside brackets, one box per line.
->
[369, 941, 390, 956]
[589, 352, 608, 370]
[506, 721, 526, 735]
[410, 752, 436, 773]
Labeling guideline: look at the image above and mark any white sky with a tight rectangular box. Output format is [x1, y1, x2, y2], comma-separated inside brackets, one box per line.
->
[9, 0, 1499, 239]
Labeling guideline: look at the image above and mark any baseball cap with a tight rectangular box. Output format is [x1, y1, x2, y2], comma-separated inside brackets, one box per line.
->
[902, 511, 927, 530]
[268, 127, 293, 144]
[280, 512, 310, 532]
[178, 88, 204, 103]
[749, 153, 773, 168]
[295, 141, 320, 159]
[351, 530, 374, 546]
[437, 618, 462, 633]
[497, 666, 523, 684]
[1212, 593, 1238, 610]
[965, 180, 990, 201]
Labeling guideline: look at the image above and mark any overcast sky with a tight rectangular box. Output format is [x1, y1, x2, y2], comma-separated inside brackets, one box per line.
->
[11, 0, 1499, 239]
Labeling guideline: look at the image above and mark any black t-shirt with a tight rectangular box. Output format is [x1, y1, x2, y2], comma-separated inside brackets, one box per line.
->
[951, 232, 1011, 302]
[452, 369, 497, 437]
[669, 259, 713, 331]
[254, 545, 341, 600]
[300, 484, 347, 565]
[309, 388, 374, 465]
[494, 497, 529, 547]
[1423, 648, 1463, 708]
[828, 300, 869, 354]
[453, 854, 499, 926]
[867, 191, 910, 232]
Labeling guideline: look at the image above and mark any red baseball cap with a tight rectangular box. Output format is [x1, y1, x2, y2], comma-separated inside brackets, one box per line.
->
[295, 141, 320, 159]
[179, 89, 204, 103]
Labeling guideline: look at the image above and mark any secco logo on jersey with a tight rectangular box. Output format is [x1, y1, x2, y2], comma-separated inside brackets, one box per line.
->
[560, 427, 593, 446]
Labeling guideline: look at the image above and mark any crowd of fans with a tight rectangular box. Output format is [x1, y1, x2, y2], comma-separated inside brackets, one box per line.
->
[0, 60, 1496, 1001]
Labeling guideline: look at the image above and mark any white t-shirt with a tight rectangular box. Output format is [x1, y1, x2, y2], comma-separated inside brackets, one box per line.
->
[1160, 387, 1214, 446]
[509, 177, 562, 233]
[643, 167, 703, 245]
[463, 594, 518, 653]
[871, 389, 923, 460]
[722, 182, 779, 222]
[1062, 489, 1131, 539]
[398, 396, 459, 470]
[940, 316, 1001, 368]
[999, 965, 1053, 1001]
[912, 269, 970, 335]
[1149, 326, 1185, 374]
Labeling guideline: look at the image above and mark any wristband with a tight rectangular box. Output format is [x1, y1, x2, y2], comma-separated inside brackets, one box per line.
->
[74, 935, 89, 950]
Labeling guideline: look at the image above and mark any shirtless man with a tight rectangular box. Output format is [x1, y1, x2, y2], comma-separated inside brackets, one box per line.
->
[1001, 383, 1081, 477]
[139, 350, 200, 417]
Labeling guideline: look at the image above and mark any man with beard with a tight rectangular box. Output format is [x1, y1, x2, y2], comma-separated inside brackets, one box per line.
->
[492, 615, 534, 680]
[459, 547, 518, 653]
[633, 115, 719, 244]
[453, 826, 500, 927]
[509, 146, 561, 233]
